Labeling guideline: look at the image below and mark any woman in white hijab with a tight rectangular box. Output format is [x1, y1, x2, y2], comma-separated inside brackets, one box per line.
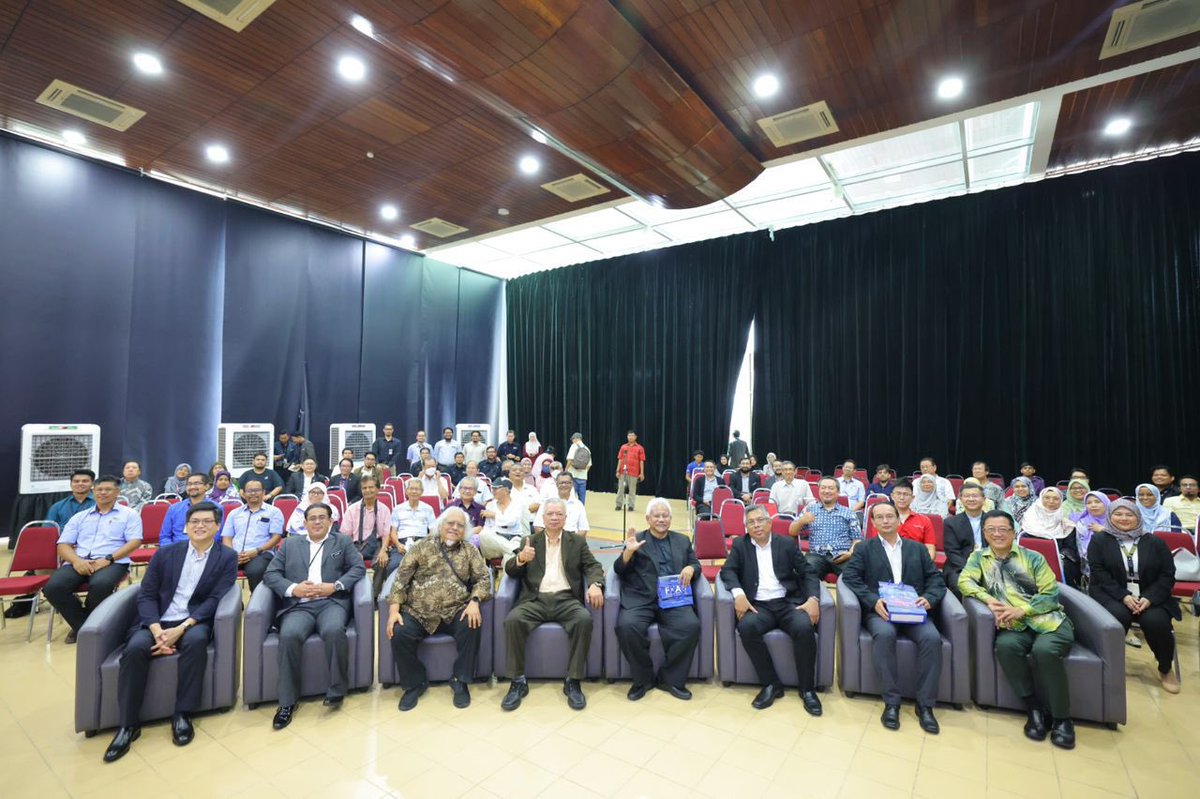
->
[286, 483, 340, 536]
[1019, 487, 1082, 587]
[912, 474, 948, 517]
[524, 432, 542, 460]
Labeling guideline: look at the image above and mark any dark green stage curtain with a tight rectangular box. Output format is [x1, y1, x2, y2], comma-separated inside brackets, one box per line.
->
[506, 237, 762, 499]
[752, 153, 1200, 491]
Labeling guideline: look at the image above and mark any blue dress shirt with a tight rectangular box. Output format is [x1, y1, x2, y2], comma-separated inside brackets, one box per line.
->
[58, 505, 142, 564]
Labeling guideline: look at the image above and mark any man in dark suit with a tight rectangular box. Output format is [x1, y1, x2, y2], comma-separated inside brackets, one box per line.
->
[614, 498, 702, 701]
[103, 501, 237, 763]
[263, 502, 366, 729]
[285, 457, 329, 496]
[842, 502, 946, 734]
[941, 483, 987, 594]
[730, 457, 761, 505]
[721, 504, 823, 714]
[501, 497, 605, 711]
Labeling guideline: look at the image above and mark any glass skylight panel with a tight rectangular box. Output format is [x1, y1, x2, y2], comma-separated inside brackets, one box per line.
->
[842, 161, 964, 206]
[542, 207, 641, 240]
[965, 103, 1037, 154]
[725, 158, 831, 206]
[522, 242, 601, 268]
[968, 146, 1031, 184]
[429, 242, 508, 269]
[585, 227, 670, 255]
[655, 209, 754, 242]
[737, 188, 846, 226]
[619, 198, 730, 225]
[823, 124, 960, 180]
[484, 226, 572, 255]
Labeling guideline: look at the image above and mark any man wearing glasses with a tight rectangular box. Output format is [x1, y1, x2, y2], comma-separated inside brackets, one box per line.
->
[221, 478, 284, 591]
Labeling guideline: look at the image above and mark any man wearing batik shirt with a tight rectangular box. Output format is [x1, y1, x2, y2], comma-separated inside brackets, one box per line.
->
[118, 461, 154, 511]
[790, 477, 862, 578]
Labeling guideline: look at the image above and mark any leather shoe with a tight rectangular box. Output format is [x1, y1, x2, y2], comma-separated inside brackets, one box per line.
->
[752, 684, 785, 710]
[880, 704, 901, 730]
[322, 695, 343, 709]
[272, 705, 295, 730]
[170, 713, 194, 746]
[800, 690, 823, 717]
[1050, 718, 1076, 750]
[501, 679, 528, 711]
[563, 678, 587, 710]
[916, 704, 939, 735]
[65, 629, 78, 645]
[102, 726, 140, 763]
[627, 683, 650, 701]
[1023, 707, 1048, 741]
[451, 679, 471, 709]
[399, 683, 427, 712]
[656, 682, 692, 701]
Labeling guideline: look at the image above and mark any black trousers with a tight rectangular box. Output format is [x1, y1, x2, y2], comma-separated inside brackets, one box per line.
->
[504, 591, 593, 680]
[863, 615, 942, 706]
[44, 563, 129, 632]
[804, 552, 848, 579]
[240, 551, 274, 592]
[118, 621, 211, 726]
[615, 603, 701, 689]
[277, 601, 349, 706]
[736, 597, 817, 691]
[1097, 597, 1176, 674]
[389, 610, 481, 689]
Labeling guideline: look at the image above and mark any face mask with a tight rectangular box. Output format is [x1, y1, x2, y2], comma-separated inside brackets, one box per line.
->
[425, 467, 436, 476]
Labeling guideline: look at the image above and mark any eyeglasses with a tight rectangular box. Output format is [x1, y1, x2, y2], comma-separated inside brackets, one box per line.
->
[188, 518, 218, 526]
[982, 526, 1012, 534]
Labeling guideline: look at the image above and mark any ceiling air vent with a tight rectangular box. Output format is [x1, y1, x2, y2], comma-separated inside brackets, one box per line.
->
[411, 218, 469, 238]
[541, 173, 611, 202]
[1099, 0, 1200, 59]
[176, 0, 277, 32]
[35, 80, 146, 131]
[756, 101, 839, 147]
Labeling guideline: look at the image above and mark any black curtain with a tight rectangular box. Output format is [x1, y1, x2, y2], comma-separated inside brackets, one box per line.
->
[506, 237, 762, 499]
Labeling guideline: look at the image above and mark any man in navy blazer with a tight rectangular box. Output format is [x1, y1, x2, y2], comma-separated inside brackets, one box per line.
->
[104, 501, 238, 763]
[842, 502, 946, 734]
[720, 504, 823, 714]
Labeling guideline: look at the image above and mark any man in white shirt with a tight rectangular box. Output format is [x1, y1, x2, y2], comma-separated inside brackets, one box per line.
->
[416, 458, 449, 503]
[462, 430, 488, 465]
[508, 463, 542, 517]
[478, 479, 527, 564]
[918, 456, 956, 513]
[565, 432, 592, 503]
[454, 462, 493, 503]
[432, 427, 462, 469]
[768, 461, 814, 516]
[405, 430, 428, 465]
[534, 473, 591, 535]
[837, 459, 867, 513]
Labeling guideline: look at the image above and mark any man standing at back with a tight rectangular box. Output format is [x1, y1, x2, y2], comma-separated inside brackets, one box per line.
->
[371, 423, 403, 470]
[727, 430, 751, 467]
[565, 432, 592, 503]
[614, 430, 646, 512]
[433, 427, 462, 470]
[462, 430, 487, 466]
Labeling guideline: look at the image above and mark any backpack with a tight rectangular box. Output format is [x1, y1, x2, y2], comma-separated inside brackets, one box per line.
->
[571, 444, 591, 470]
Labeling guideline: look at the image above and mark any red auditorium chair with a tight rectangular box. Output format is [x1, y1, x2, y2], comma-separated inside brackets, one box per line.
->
[130, 501, 171, 574]
[419, 495, 442, 516]
[710, 485, 733, 516]
[946, 474, 964, 495]
[770, 514, 795, 538]
[719, 498, 746, 540]
[272, 494, 299, 522]
[1017, 535, 1065, 582]
[0, 522, 60, 641]
[693, 519, 726, 581]
[1153, 530, 1200, 600]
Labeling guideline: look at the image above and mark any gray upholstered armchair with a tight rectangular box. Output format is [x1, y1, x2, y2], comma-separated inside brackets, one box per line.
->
[836, 575, 970, 707]
[242, 578, 374, 707]
[492, 571, 603, 679]
[75, 583, 242, 735]
[603, 569, 714, 682]
[715, 577, 836, 689]
[965, 583, 1126, 727]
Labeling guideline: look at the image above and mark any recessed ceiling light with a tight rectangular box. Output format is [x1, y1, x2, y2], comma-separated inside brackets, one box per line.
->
[518, 155, 540, 174]
[380, 204, 398, 221]
[1104, 117, 1132, 136]
[349, 15, 374, 36]
[752, 74, 780, 98]
[205, 144, 230, 164]
[132, 52, 163, 75]
[498, 207, 510, 216]
[936, 76, 964, 100]
[399, 234, 416, 249]
[337, 55, 366, 82]
[62, 129, 86, 146]
[530, 130, 548, 144]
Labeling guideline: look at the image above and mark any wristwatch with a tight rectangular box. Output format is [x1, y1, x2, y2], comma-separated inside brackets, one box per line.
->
[105, 554, 115, 563]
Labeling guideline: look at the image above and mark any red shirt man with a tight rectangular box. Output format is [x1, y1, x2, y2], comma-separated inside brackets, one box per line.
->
[891, 479, 938, 560]
[617, 432, 645, 479]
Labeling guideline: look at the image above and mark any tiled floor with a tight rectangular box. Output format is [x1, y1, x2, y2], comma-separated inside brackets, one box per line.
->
[1, 493, 1197, 798]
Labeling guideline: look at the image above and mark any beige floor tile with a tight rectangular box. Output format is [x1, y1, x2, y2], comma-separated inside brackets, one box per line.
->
[698, 757, 772, 798]
[1057, 777, 1136, 799]
[536, 777, 608, 799]
[837, 773, 913, 799]
[560, 751, 640, 797]
[912, 763, 987, 797]
[620, 768, 694, 799]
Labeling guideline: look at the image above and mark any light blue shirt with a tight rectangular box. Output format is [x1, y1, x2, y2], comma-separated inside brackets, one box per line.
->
[837, 478, 867, 509]
[162, 543, 212, 622]
[432, 439, 462, 467]
[390, 501, 436, 543]
[222, 504, 284, 552]
[803, 501, 862, 555]
[59, 505, 142, 564]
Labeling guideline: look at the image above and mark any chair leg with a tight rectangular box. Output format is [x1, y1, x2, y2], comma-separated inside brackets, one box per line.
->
[27, 596, 39, 643]
[0, 598, 6, 630]
[46, 606, 55, 644]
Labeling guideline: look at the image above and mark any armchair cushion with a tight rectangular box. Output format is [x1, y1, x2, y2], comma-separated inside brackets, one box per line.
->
[492, 572, 603, 679]
[603, 569, 713, 681]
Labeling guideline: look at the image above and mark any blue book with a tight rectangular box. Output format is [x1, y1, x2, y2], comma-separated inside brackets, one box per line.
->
[879, 582, 926, 624]
[657, 575, 694, 609]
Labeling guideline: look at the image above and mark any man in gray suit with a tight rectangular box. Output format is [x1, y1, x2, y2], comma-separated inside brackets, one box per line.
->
[263, 502, 365, 729]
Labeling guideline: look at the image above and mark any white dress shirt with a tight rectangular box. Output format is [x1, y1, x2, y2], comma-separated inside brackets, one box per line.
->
[483, 499, 528, 538]
[533, 496, 590, 532]
[731, 537, 785, 601]
[511, 482, 541, 513]
[769, 479, 813, 515]
[162, 543, 212, 623]
[880, 535, 904, 584]
[285, 535, 329, 601]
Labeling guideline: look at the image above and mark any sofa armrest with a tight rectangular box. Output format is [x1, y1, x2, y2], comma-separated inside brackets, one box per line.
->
[603, 571, 620, 678]
[1060, 584, 1126, 723]
[693, 575, 714, 678]
[835, 576, 862, 692]
[352, 576, 374, 685]
[75, 585, 139, 732]
[211, 583, 244, 710]
[243, 583, 278, 647]
[936, 590, 970, 704]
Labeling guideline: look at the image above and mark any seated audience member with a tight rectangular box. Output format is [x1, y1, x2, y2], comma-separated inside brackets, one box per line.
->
[262, 503, 365, 729]
[371, 423, 403, 469]
[385, 507, 492, 711]
[1087, 499, 1181, 694]
[408, 447, 433, 477]
[918, 457, 956, 512]
[448, 477, 487, 532]
[692, 461, 722, 516]
[891, 479, 937, 561]
[1150, 464, 1180, 501]
[501, 498, 604, 712]
[102, 501, 237, 763]
[791, 477, 862, 578]
[454, 463, 493, 503]
[961, 477, 996, 511]
[274, 431, 293, 477]
[208, 471, 240, 503]
[762, 452, 779, 481]
[1069, 490, 1111, 581]
[163, 463, 191, 496]
[239, 453, 284, 501]
[496, 429, 521, 464]
[721, 505, 823, 714]
[339, 476, 392, 598]
[842, 502, 945, 733]
[118, 461, 153, 511]
[1068, 467, 1089, 483]
[208, 462, 228, 481]
[161, 474, 225, 547]
[446, 452, 468, 486]
[942, 483, 987, 594]
[1135, 483, 1180, 532]
[290, 432, 317, 467]
[353, 452, 390, 485]
[462, 430, 487, 465]
[221, 479, 284, 591]
[44, 475, 143, 644]
[730, 457, 761, 505]
[285, 484, 340, 537]
[537, 461, 564, 497]
[769, 460, 814, 516]
[415, 458, 449, 503]
[523, 431, 543, 462]
[479, 447, 504, 482]
[508, 464, 542, 516]
[970, 461, 1005, 508]
[1019, 487, 1080, 583]
[718, 454, 730, 470]
[685, 450, 705, 484]
[614, 498, 702, 702]
[911, 474, 949, 518]
[1017, 462, 1045, 495]
[433, 427, 462, 469]
[1001, 477, 1037, 530]
[477, 479, 527, 563]
[836, 459, 867, 512]
[328, 458, 362, 503]
[48, 469, 96, 528]
[959, 511, 1076, 749]
[404, 429, 428, 467]
[868, 464, 895, 497]
[1163, 475, 1200, 531]
[383, 479, 438, 576]
[1060, 478, 1089, 522]
[285, 457, 328, 497]
[534, 473, 590, 535]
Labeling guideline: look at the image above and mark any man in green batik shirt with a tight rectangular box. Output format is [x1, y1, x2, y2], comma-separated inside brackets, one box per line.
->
[959, 510, 1076, 750]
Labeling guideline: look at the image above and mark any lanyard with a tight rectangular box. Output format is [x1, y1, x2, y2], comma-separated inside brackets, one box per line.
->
[307, 539, 327, 570]
[239, 508, 262, 552]
[1120, 541, 1138, 579]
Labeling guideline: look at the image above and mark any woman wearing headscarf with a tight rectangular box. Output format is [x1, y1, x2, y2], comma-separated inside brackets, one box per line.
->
[1087, 499, 1180, 694]
[912, 474, 948, 517]
[1135, 484, 1181, 532]
[523, 432, 542, 461]
[1070, 491, 1111, 581]
[1019, 487, 1083, 586]
[286, 483, 341, 536]
[208, 471, 240, 502]
[163, 463, 191, 495]
[1002, 477, 1036, 529]
[1061, 479, 1089, 521]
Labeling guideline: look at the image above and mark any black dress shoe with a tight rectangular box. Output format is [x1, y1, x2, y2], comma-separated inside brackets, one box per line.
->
[800, 690, 823, 717]
[65, 629, 78, 645]
[627, 683, 650, 701]
[1050, 718, 1076, 750]
[450, 679, 471, 709]
[170, 713, 194, 746]
[656, 682, 692, 701]
[399, 683, 427, 712]
[563, 678, 587, 710]
[916, 704, 939, 735]
[272, 705, 295, 730]
[102, 726, 140, 763]
[501, 679, 528, 711]
[752, 684, 785, 709]
[881, 704, 901, 730]
[1023, 707, 1048, 741]
[322, 695, 344, 709]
